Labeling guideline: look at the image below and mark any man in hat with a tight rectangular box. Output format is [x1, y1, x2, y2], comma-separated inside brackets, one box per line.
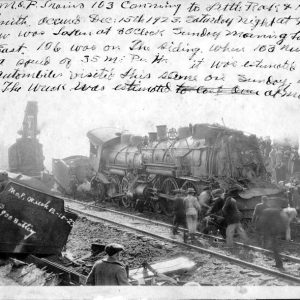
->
[256, 207, 297, 268]
[222, 194, 248, 247]
[183, 188, 201, 242]
[203, 189, 227, 238]
[172, 189, 187, 241]
[86, 243, 130, 285]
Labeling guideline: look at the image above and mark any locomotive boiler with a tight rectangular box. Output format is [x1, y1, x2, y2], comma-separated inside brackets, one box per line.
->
[87, 124, 281, 218]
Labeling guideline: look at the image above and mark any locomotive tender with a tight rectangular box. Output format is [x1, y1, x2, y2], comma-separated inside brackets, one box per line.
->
[87, 124, 280, 218]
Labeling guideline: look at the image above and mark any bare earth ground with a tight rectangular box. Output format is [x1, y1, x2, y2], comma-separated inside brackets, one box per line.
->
[65, 217, 296, 286]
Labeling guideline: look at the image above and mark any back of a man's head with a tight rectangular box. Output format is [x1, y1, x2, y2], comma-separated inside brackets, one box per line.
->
[105, 243, 124, 256]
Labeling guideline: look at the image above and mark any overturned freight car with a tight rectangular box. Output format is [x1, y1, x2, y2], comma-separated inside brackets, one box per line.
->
[0, 172, 77, 255]
[87, 124, 281, 218]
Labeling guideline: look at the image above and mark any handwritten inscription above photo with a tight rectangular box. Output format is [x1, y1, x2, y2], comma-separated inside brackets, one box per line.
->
[0, 0, 299, 100]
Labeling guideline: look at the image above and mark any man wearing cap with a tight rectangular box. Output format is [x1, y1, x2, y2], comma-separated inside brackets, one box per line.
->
[183, 188, 201, 242]
[172, 189, 187, 242]
[204, 190, 227, 238]
[222, 194, 248, 247]
[86, 243, 130, 285]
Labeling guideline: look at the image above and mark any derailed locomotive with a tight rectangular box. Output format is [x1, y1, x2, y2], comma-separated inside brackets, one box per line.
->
[87, 124, 281, 218]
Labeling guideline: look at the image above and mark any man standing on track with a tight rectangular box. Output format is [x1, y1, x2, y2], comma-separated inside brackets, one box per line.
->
[222, 194, 248, 247]
[86, 243, 130, 285]
[172, 189, 187, 242]
[204, 189, 227, 238]
[184, 188, 201, 242]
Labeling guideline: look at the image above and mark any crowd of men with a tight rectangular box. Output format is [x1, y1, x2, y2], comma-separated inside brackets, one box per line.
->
[172, 187, 249, 247]
[259, 137, 300, 184]
[172, 186, 298, 269]
[85, 187, 298, 286]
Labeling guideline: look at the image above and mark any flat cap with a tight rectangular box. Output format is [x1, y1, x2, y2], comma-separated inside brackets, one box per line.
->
[105, 243, 124, 256]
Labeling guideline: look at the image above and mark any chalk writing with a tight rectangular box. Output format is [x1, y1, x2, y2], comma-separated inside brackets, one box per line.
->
[7, 186, 75, 226]
[0, 209, 36, 240]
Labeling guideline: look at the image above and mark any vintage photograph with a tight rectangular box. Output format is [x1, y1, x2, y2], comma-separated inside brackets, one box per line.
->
[0, 0, 300, 298]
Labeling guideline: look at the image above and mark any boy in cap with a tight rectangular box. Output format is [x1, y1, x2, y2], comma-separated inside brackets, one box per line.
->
[86, 243, 130, 285]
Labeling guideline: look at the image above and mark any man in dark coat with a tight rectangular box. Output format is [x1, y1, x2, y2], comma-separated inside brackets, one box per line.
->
[86, 243, 130, 285]
[222, 195, 248, 246]
[203, 190, 227, 238]
[256, 208, 297, 268]
[172, 189, 187, 242]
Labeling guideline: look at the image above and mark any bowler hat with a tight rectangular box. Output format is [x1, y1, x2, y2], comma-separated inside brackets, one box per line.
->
[105, 243, 124, 256]
[187, 188, 195, 194]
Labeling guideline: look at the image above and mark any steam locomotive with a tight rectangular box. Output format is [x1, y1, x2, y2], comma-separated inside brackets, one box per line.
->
[87, 124, 281, 218]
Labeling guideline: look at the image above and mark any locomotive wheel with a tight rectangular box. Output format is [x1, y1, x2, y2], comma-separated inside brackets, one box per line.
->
[161, 177, 178, 217]
[181, 180, 202, 195]
[120, 177, 131, 208]
[149, 176, 163, 213]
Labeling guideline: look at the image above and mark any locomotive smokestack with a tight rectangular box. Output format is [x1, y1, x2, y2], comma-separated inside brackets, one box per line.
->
[148, 132, 157, 142]
[156, 125, 167, 141]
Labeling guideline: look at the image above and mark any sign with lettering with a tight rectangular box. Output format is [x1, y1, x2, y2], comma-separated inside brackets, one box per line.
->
[0, 181, 77, 254]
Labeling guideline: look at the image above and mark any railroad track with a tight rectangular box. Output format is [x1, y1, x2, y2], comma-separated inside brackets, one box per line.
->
[65, 198, 300, 285]
[64, 197, 300, 252]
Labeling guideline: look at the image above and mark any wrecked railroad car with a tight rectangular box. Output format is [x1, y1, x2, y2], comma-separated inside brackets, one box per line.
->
[0, 172, 77, 255]
[87, 124, 282, 219]
[52, 155, 93, 195]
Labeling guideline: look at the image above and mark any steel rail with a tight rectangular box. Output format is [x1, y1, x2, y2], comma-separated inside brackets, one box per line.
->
[67, 204, 300, 284]
[64, 198, 300, 263]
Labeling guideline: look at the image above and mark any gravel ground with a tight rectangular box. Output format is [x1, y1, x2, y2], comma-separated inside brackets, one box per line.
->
[65, 212, 298, 286]
[65, 200, 300, 277]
